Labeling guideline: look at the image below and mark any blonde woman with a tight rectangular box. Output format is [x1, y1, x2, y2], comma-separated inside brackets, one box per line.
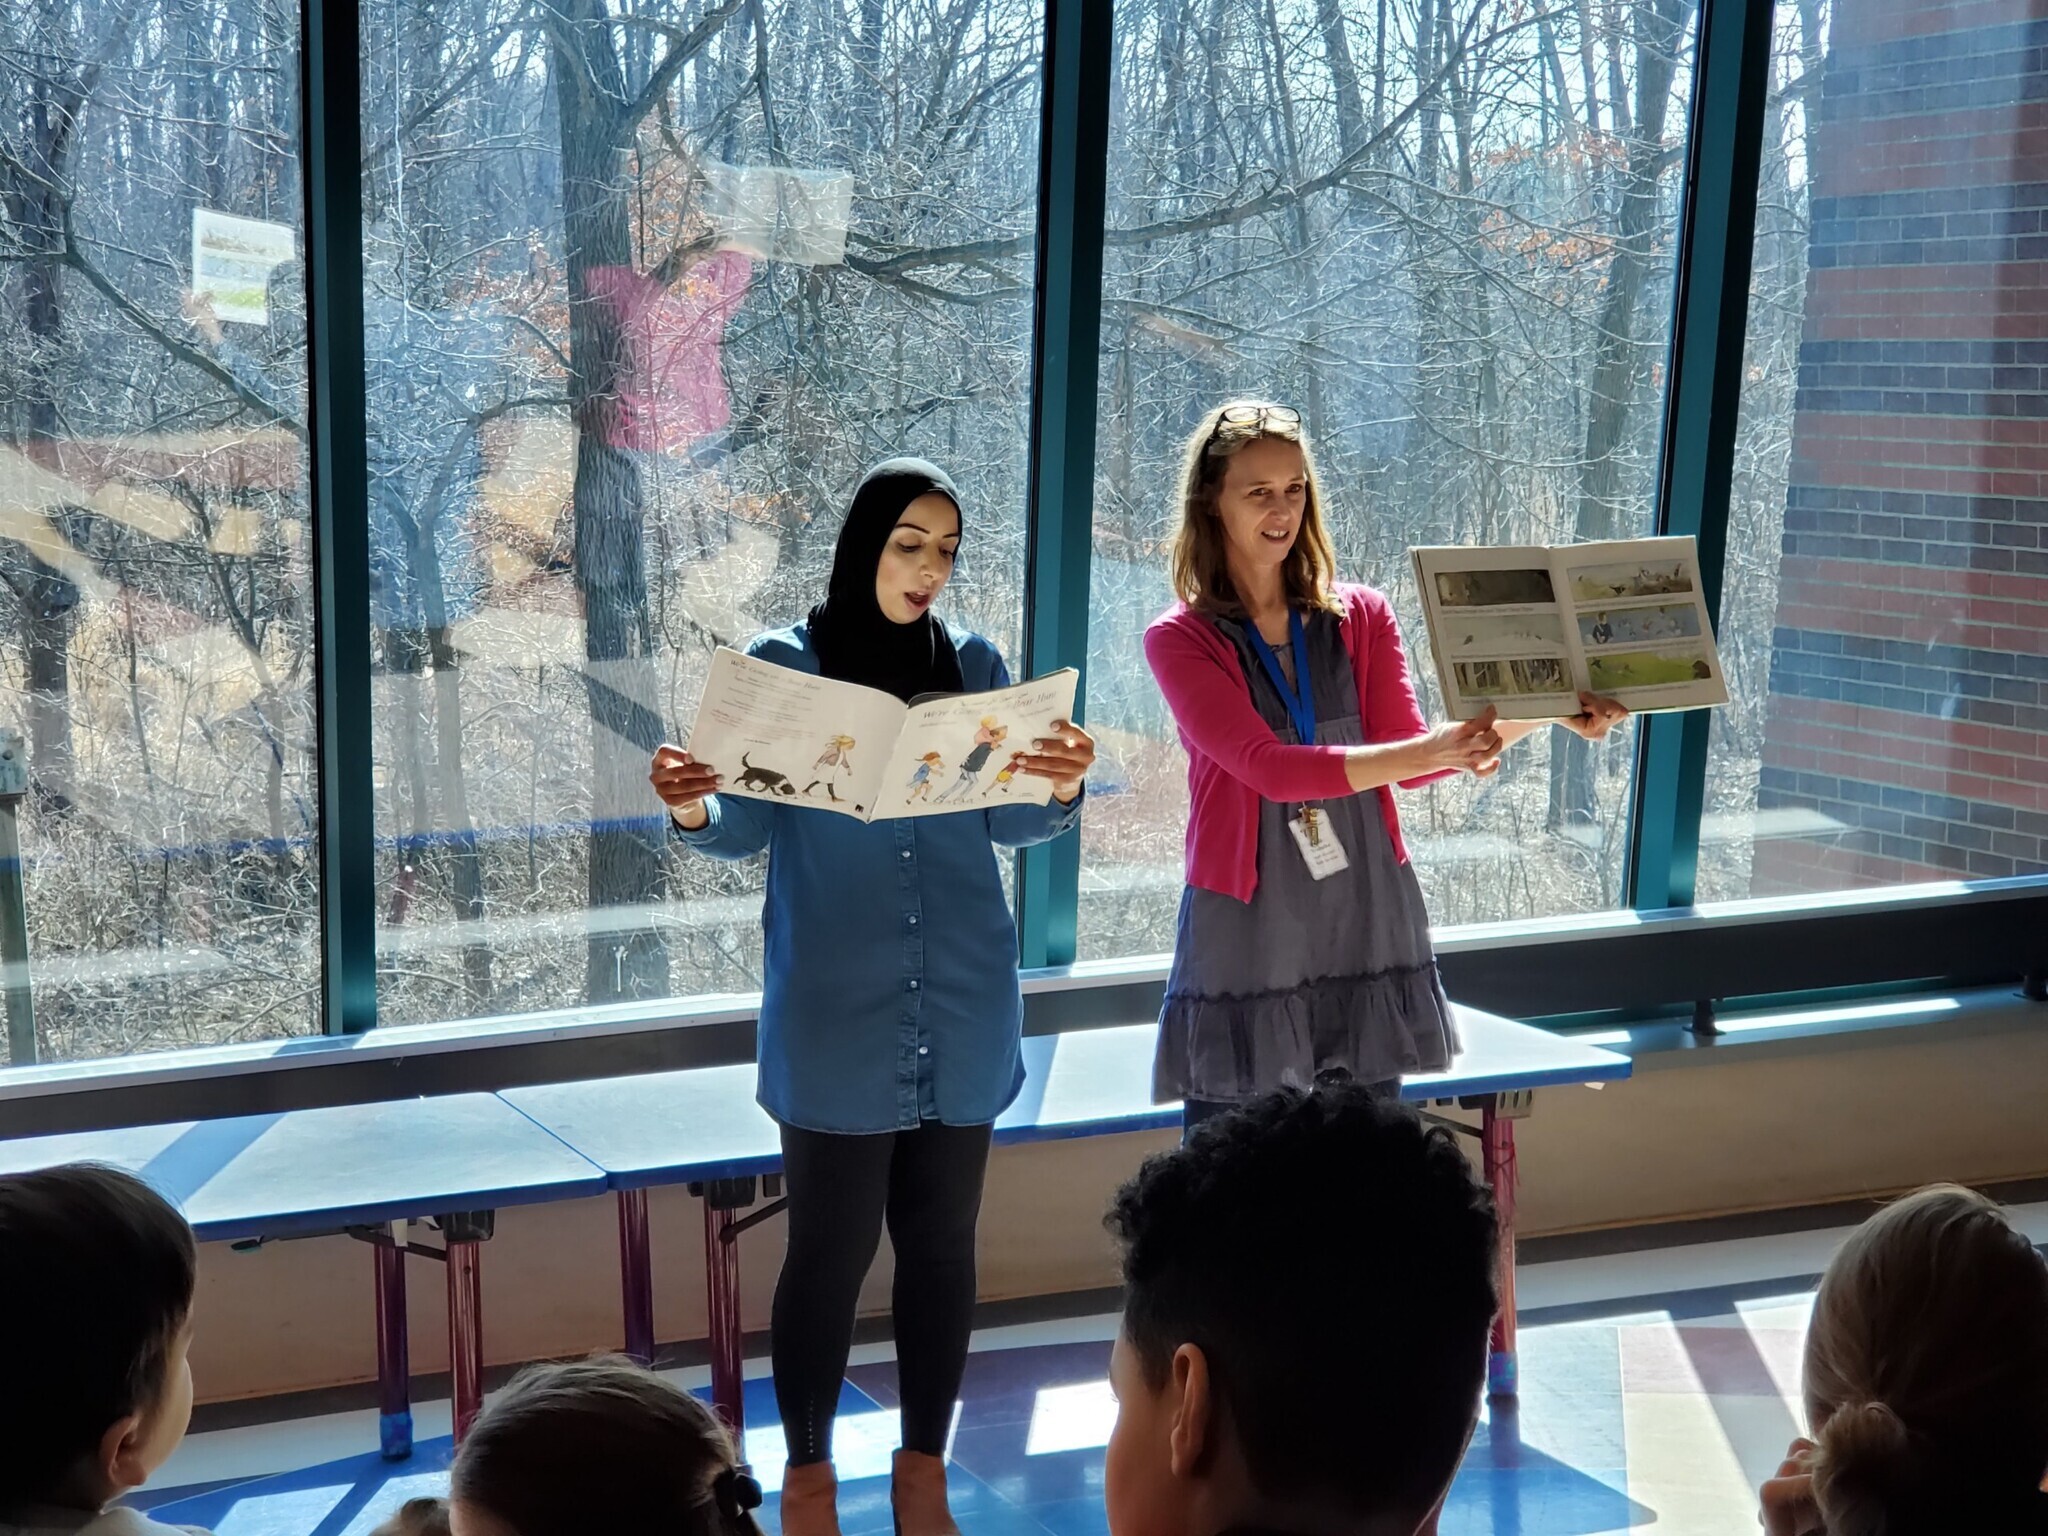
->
[1143, 403, 1627, 1135]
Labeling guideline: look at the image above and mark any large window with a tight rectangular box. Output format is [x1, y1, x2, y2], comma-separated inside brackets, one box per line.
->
[355, 0, 1043, 1026]
[1078, 0, 1698, 958]
[1700, 0, 2048, 900]
[3, 0, 2043, 1076]
[0, 2, 318, 1062]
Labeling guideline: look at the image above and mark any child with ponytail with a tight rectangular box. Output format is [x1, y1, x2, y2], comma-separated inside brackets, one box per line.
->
[424, 1358, 763, 1536]
[1760, 1184, 2048, 1535]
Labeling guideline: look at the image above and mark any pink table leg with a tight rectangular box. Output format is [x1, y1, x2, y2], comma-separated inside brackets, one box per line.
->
[704, 1196, 746, 1457]
[448, 1239, 485, 1442]
[373, 1238, 413, 1460]
[619, 1189, 655, 1365]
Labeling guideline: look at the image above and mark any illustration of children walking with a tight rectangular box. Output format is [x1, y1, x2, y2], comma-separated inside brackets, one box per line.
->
[803, 734, 857, 802]
[936, 716, 1007, 803]
[906, 751, 944, 802]
[989, 751, 1027, 794]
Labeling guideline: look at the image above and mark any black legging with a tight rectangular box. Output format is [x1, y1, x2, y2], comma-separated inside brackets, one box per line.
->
[774, 1120, 993, 1466]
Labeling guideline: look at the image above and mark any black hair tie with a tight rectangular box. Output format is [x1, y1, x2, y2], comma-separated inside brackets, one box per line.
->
[714, 1467, 764, 1520]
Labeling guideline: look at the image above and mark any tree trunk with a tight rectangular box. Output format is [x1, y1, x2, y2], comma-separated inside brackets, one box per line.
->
[12, 74, 80, 810]
[1575, 0, 1604, 137]
[1449, 40, 1504, 547]
[1315, 0, 1370, 161]
[1402, 0, 1459, 547]
[23, 572, 76, 811]
[552, 0, 674, 1003]
[857, 0, 886, 151]
[1551, 0, 1688, 831]
[430, 628, 492, 1006]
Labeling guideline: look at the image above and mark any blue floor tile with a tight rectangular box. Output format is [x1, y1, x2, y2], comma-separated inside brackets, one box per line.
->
[152, 1441, 455, 1536]
[848, 1341, 1114, 1431]
[148, 1326, 1679, 1536]
[1022, 1494, 1112, 1536]
[949, 1432, 1107, 1510]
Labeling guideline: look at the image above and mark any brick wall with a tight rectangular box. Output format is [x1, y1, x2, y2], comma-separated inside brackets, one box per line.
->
[1755, 0, 2048, 893]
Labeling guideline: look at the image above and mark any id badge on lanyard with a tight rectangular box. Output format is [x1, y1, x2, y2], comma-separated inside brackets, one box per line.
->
[1288, 804, 1350, 879]
[1250, 613, 1351, 881]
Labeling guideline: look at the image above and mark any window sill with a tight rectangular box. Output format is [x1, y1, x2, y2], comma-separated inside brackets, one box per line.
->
[1, 877, 2040, 1132]
[1566, 985, 2044, 1068]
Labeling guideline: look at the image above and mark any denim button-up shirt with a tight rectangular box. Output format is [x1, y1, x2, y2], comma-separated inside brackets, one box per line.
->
[675, 623, 1084, 1134]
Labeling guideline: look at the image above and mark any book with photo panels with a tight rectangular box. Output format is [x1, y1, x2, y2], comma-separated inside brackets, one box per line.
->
[1409, 536, 1729, 720]
[686, 646, 1080, 820]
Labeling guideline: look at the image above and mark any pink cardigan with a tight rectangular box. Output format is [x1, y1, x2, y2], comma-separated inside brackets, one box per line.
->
[1143, 583, 1452, 903]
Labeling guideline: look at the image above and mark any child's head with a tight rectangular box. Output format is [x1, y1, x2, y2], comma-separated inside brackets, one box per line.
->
[1802, 1184, 2048, 1534]
[1102, 1085, 1499, 1536]
[372, 1497, 453, 1536]
[0, 1163, 199, 1510]
[448, 1358, 756, 1536]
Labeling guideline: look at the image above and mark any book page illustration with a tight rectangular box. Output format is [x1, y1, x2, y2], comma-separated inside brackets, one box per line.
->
[1410, 545, 1579, 720]
[685, 649, 905, 818]
[877, 671, 1081, 818]
[1555, 538, 1728, 712]
[685, 650, 1081, 821]
[1413, 536, 1728, 719]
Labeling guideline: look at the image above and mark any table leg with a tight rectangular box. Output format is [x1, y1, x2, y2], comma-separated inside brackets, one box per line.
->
[620, 1188, 656, 1365]
[448, 1239, 485, 1442]
[1481, 1100, 1519, 1400]
[373, 1234, 413, 1461]
[703, 1195, 745, 1454]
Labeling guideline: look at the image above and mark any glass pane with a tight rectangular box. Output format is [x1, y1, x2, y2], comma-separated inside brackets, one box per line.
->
[360, 1, 1043, 1023]
[0, 3, 318, 1062]
[1702, 0, 2048, 899]
[1080, 0, 1697, 958]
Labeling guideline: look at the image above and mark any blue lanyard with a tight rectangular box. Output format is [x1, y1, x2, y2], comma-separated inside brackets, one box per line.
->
[1247, 610, 1317, 746]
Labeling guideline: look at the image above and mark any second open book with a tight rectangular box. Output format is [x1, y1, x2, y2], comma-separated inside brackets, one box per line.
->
[687, 647, 1080, 820]
[1411, 536, 1729, 721]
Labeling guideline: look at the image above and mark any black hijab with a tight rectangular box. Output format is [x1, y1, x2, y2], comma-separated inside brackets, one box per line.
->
[807, 457, 966, 702]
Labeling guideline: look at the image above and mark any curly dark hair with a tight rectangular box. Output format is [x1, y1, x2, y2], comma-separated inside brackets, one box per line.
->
[0, 1163, 198, 1504]
[1105, 1085, 1500, 1526]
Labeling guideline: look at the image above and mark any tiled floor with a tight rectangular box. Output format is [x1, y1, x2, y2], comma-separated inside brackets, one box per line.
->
[141, 1298, 1807, 1536]
[141, 1209, 2048, 1536]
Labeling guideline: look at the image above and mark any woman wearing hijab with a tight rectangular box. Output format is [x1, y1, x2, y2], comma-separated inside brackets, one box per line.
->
[649, 460, 1095, 1536]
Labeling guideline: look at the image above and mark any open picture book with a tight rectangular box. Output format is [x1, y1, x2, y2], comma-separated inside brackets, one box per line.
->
[686, 647, 1080, 820]
[1410, 535, 1729, 720]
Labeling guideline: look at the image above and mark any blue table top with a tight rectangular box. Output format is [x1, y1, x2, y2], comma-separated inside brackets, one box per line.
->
[0, 1093, 609, 1243]
[502, 1008, 1631, 1189]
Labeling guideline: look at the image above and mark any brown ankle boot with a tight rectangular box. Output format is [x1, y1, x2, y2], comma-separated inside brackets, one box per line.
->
[779, 1461, 842, 1536]
[891, 1449, 960, 1536]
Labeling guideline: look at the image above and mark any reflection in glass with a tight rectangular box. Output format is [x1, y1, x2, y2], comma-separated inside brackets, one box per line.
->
[0, 2, 317, 1061]
[359, 0, 1044, 1024]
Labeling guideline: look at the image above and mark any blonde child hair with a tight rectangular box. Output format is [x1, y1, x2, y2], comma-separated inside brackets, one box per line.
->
[1801, 1184, 2048, 1534]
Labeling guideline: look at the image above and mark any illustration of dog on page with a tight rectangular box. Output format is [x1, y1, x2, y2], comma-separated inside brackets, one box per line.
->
[686, 647, 1079, 820]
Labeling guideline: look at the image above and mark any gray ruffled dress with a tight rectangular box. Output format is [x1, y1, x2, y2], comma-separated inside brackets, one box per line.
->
[1155, 608, 1459, 1108]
